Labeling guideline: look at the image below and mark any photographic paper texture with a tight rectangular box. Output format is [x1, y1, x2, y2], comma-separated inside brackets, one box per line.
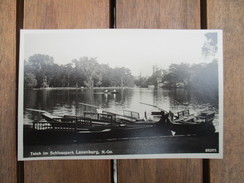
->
[18, 29, 223, 160]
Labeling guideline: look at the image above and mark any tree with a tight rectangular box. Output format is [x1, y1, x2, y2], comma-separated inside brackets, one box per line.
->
[145, 68, 162, 87]
[72, 57, 100, 88]
[41, 76, 49, 88]
[202, 32, 218, 61]
[24, 54, 136, 88]
[192, 60, 218, 90]
[110, 67, 134, 87]
[162, 63, 190, 87]
[25, 54, 55, 87]
[99, 64, 113, 87]
[134, 75, 148, 88]
[24, 72, 37, 88]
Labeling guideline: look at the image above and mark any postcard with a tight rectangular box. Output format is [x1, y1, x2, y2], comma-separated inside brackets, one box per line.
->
[18, 29, 223, 160]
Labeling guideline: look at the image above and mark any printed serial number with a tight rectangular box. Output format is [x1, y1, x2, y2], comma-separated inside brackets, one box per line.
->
[205, 149, 217, 152]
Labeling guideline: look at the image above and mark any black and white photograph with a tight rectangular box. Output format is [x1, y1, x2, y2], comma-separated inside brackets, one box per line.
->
[18, 29, 223, 160]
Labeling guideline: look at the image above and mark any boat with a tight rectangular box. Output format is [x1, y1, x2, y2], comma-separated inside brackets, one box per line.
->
[103, 89, 119, 94]
[24, 104, 216, 145]
[140, 102, 216, 136]
[24, 109, 171, 145]
[40, 111, 163, 130]
[101, 110, 143, 123]
[110, 89, 119, 94]
[151, 109, 216, 135]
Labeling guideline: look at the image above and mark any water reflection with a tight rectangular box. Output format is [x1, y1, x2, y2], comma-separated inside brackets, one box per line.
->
[23, 88, 219, 131]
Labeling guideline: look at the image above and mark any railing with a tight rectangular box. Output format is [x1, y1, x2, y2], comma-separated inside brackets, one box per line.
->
[84, 112, 113, 122]
[123, 110, 140, 120]
[33, 122, 76, 131]
[33, 116, 94, 132]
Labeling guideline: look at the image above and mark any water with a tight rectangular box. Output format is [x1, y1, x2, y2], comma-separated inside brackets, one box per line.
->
[23, 88, 219, 131]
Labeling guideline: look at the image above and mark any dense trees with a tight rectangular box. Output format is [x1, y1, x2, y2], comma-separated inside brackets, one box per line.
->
[24, 53, 218, 100]
[161, 63, 191, 88]
[190, 60, 218, 102]
[132, 60, 218, 92]
[72, 57, 101, 88]
[24, 54, 135, 88]
[24, 73, 37, 88]
[25, 54, 56, 87]
[160, 61, 218, 90]
[111, 67, 134, 87]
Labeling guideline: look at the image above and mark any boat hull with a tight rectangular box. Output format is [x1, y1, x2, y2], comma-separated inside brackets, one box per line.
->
[24, 110, 216, 145]
[24, 124, 172, 145]
[170, 122, 216, 135]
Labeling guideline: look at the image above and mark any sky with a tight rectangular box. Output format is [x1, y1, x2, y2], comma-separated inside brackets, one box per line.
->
[22, 29, 220, 76]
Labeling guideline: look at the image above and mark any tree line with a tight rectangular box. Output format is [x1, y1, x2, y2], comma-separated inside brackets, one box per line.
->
[140, 60, 218, 89]
[136, 60, 219, 103]
[24, 54, 134, 88]
[24, 54, 218, 101]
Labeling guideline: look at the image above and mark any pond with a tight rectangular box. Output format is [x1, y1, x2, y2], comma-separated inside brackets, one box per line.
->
[23, 87, 219, 132]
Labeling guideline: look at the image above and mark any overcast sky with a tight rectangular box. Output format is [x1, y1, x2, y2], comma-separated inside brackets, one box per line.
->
[22, 29, 220, 76]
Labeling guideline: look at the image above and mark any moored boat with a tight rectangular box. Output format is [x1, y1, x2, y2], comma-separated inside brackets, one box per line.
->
[167, 110, 216, 135]
[24, 111, 171, 145]
[140, 102, 216, 136]
[24, 106, 216, 145]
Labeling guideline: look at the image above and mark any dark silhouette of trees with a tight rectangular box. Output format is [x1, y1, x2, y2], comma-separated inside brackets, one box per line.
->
[99, 64, 113, 87]
[72, 57, 101, 88]
[191, 60, 218, 103]
[161, 61, 218, 89]
[161, 63, 191, 88]
[111, 67, 134, 87]
[24, 73, 37, 88]
[25, 54, 55, 87]
[24, 54, 135, 88]
[202, 32, 218, 60]
[24, 52, 218, 103]
[134, 75, 148, 88]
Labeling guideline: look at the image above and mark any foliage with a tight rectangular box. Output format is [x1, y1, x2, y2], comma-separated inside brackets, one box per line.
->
[72, 57, 100, 88]
[24, 53, 218, 104]
[111, 67, 134, 87]
[24, 72, 37, 88]
[24, 54, 134, 88]
[162, 63, 191, 88]
[25, 54, 55, 87]
[134, 75, 148, 88]
[161, 61, 218, 89]
[202, 32, 218, 60]
[191, 60, 218, 103]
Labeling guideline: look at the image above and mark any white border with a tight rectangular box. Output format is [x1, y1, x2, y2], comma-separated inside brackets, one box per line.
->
[18, 30, 25, 160]
[218, 30, 224, 159]
[18, 29, 223, 160]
